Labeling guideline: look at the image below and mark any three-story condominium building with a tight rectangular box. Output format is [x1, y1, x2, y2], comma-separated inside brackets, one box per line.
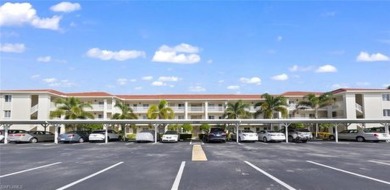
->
[1, 88, 390, 134]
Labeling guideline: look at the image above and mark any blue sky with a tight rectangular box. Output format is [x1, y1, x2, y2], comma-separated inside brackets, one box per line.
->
[1, 1, 389, 94]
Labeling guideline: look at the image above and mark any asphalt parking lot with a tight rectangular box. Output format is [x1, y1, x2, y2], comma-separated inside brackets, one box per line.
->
[0, 141, 389, 190]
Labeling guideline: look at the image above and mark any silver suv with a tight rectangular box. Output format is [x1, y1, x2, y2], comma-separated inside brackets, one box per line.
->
[284, 128, 313, 143]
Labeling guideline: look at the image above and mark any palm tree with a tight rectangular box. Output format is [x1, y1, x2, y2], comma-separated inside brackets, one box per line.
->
[50, 97, 94, 130]
[254, 93, 288, 119]
[147, 100, 175, 133]
[297, 92, 334, 137]
[112, 101, 138, 140]
[223, 100, 251, 119]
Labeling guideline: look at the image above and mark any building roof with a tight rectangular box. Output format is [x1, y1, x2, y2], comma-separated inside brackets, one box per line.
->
[0, 89, 66, 96]
[66, 92, 114, 97]
[331, 88, 390, 94]
[281, 91, 323, 96]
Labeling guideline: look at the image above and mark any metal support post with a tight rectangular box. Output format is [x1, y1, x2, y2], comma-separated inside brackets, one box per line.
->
[235, 123, 240, 143]
[154, 124, 158, 143]
[333, 123, 339, 143]
[41, 123, 50, 132]
[283, 123, 290, 143]
[54, 124, 61, 144]
[104, 124, 108, 144]
[2, 124, 12, 144]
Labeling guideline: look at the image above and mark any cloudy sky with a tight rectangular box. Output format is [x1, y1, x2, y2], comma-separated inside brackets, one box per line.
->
[1, 1, 389, 94]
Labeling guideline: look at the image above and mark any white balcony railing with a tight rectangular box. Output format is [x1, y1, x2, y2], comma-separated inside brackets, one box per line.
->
[189, 106, 203, 112]
[355, 103, 363, 113]
[208, 106, 224, 112]
[30, 104, 38, 114]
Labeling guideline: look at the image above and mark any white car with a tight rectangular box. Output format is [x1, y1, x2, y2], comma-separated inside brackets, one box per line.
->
[258, 130, 286, 143]
[330, 129, 390, 142]
[88, 130, 120, 142]
[136, 131, 155, 143]
[161, 131, 179, 143]
[231, 130, 258, 142]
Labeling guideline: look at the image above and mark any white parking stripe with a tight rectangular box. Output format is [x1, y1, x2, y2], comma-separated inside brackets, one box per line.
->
[368, 160, 390, 166]
[171, 161, 186, 190]
[307, 161, 390, 185]
[244, 161, 296, 190]
[0, 162, 62, 178]
[56, 162, 123, 190]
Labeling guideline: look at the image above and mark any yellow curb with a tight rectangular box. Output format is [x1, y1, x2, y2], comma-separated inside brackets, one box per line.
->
[192, 144, 207, 161]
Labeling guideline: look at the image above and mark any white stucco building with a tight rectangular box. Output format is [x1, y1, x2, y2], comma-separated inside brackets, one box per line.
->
[1, 88, 389, 133]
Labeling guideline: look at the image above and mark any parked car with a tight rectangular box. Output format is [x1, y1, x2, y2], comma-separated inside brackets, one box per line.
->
[1, 129, 26, 142]
[257, 130, 285, 143]
[231, 130, 258, 142]
[58, 131, 91, 143]
[8, 130, 54, 143]
[136, 130, 156, 143]
[329, 129, 390, 142]
[88, 130, 120, 142]
[205, 128, 227, 143]
[161, 130, 179, 143]
[282, 128, 313, 143]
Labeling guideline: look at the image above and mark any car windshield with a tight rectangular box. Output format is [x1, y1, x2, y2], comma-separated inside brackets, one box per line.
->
[91, 130, 105, 134]
[242, 130, 254, 133]
[296, 129, 310, 132]
[363, 128, 385, 133]
[210, 128, 224, 133]
[165, 131, 178, 134]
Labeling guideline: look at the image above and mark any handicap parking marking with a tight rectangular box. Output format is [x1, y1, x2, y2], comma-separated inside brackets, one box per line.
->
[0, 162, 62, 178]
[56, 162, 124, 190]
[171, 161, 186, 190]
[368, 160, 390, 166]
[244, 161, 296, 190]
[307, 160, 390, 185]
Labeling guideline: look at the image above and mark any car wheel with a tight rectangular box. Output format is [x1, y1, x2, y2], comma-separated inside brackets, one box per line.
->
[302, 140, 308, 143]
[30, 138, 38, 143]
[288, 136, 293, 142]
[356, 136, 365, 142]
[329, 135, 335, 140]
[263, 137, 268, 143]
[78, 138, 84, 143]
[238, 137, 241, 142]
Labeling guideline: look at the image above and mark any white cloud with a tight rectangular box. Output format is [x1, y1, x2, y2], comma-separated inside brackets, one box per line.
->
[86, 48, 146, 61]
[207, 59, 213, 64]
[322, 11, 336, 17]
[134, 86, 142, 90]
[356, 82, 370, 86]
[37, 56, 51, 62]
[151, 81, 166, 86]
[271, 73, 288, 81]
[0, 2, 61, 30]
[117, 78, 128, 85]
[227, 85, 240, 90]
[43, 78, 57, 83]
[0, 43, 25, 53]
[240, 77, 261, 85]
[289, 65, 313, 72]
[315, 64, 337, 73]
[356, 51, 389, 62]
[331, 83, 349, 89]
[142, 76, 153, 81]
[218, 80, 224, 83]
[31, 74, 40, 79]
[276, 36, 283, 42]
[189, 86, 206, 92]
[130, 79, 137, 82]
[43, 78, 75, 87]
[50, 2, 81, 13]
[152, 43, 201, 64]
[158, 76, 179, 82]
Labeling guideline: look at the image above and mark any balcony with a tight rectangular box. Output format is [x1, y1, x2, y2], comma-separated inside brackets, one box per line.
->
[355, 103, 364, 114]
[208, 106, 224, 112]
[189, 106, 204, 112]
[30, 104, 38, 114]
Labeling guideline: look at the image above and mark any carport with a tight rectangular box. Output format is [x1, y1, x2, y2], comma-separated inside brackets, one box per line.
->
[1, 119, 389, 144]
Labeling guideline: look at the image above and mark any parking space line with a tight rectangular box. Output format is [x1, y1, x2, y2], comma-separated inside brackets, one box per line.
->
[171, 161, 185, 190]
[307, 161, 390, 185]
[0, 162, 62, 178]
[244, 161, 296, 190]
[368, 160, 390, 166]
[56, 162, 124, 190]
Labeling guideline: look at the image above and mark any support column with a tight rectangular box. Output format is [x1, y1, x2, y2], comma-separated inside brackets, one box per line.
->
[333, 123, 340, 143]
[104, 124, 108, 144]
[235, 123, 240, 143]
[184, 101, 188, 120]
[2, 124, 12, 144]
[154, 124, 158, 143]
[205, 101, 208, 120]
[53, 123, 61, 144]
[283, 123, 291, 143]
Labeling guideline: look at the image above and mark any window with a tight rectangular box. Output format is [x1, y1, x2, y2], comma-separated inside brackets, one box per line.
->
[383, 94, 390, 101]
[143, 104, 149, 108]
[178, 115, 184, 119]
[208, 116, 215, 119]
[244, 127, 250, 130]
[4, 95, 12, 102]
[4, 110, 11, 118]
[383, 109, 390, 117]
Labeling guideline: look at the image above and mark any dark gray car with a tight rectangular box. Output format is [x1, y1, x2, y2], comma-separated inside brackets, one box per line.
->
[205, 128, 227, 143]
